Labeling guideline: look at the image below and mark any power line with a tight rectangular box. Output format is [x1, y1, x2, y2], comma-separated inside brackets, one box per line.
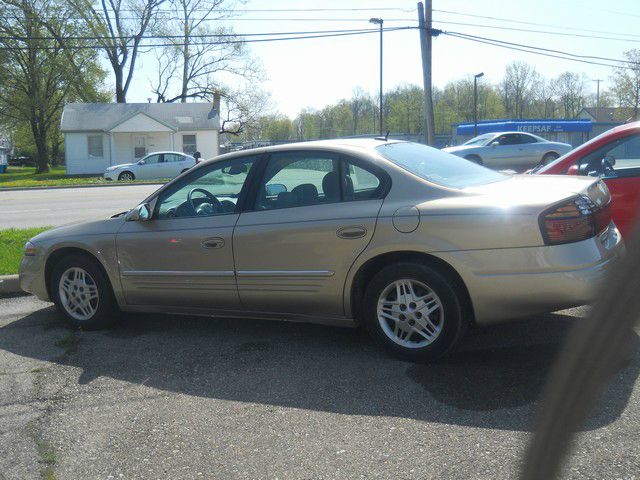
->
[444, 31, 627, 69]
[0, 27, 387, 42]
[433, 20, 640, 44]
[434, 8, 640, 40]
[445, 31, 635, 65]
[0, 26, 415, 51]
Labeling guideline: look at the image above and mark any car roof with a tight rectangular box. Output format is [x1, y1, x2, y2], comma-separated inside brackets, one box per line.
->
[207, 138, 404, 162]
[146, 151, 193, 156]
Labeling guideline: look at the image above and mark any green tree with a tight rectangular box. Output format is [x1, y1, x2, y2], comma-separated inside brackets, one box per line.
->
[0, 0, 107, 172]
[611, 49, 640, 120]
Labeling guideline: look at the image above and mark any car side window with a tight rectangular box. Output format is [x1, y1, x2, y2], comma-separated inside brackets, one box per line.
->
[496, 135, 512, 146]
[155, 156, 257, 219]
[144, 154, 161, 165]
[164, 154, 181, 163]
[576, 134, 640, 178]
[254, 151, 340, 210]
[343, 161, 383, 200]
[518, 134, 537, 144]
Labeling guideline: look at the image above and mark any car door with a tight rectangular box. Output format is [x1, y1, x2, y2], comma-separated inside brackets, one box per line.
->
[484, 133, 523, 168]
[160, 153, 182, 178]
[116, 154, 259, 309]
[517, 133, 546, 167]
[575, 132, 640, 238]
[233, 150, 388, 317]
[138, 153, 163, 180]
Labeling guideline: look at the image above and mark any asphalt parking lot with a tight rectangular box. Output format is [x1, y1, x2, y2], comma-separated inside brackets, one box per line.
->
[1, 295, 638, 479]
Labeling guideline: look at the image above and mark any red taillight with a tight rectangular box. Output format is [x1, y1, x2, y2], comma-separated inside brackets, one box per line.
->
[540, 195, 611, 245]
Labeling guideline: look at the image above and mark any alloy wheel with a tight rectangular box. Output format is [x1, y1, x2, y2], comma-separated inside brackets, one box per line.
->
[377, 279, 444, 348]
[58, 267, 99, 321]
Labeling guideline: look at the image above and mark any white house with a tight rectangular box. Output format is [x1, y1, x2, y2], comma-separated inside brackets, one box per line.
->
[60, 101, 220, 175]
[0, 138, 11, 167]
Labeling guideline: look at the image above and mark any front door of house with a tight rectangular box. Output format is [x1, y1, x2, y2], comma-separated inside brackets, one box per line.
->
[133, 135, 147, 159]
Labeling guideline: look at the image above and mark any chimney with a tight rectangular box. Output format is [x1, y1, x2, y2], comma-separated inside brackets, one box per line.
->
[213, 92, 221, 114]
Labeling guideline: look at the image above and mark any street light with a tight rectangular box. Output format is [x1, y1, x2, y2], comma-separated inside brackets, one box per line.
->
[473, 72, 484, 137]
[369, 17, 384, 136]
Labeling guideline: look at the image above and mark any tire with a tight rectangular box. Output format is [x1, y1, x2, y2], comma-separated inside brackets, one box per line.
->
[118, 171, 135, 181]
[51, 253, 118, 330]
[464, 154, 483, 165]
[541, 152, 559, 165]
[362, 262, 466, 362]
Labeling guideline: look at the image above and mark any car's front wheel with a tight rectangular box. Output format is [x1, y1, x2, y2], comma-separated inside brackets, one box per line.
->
[118, 171, 135, 181]
[51, 254, 118, 329]
[363, 262, 466, 362]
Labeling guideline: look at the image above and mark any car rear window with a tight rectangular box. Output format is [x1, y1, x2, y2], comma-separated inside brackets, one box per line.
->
[376, 142, 507, 189]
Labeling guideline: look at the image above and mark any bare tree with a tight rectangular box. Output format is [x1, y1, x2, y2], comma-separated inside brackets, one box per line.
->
[552, 72, 587, 118]
[218, 88, 270, 136]
[501, 61, 539, 119]
[57, 0, 166, 102]
[151, 0, 261, 103]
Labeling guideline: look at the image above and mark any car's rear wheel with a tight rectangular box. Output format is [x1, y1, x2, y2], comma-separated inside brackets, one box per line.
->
[541, 152, 559, 165]
[362, 263, 466, 362]
[464, 154, 483, 165]
[118, 171, 135, 181]
[51, 254, 118, 330]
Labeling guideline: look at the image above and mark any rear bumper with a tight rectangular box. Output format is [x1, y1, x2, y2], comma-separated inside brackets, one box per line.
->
[437, 222, 624, 325]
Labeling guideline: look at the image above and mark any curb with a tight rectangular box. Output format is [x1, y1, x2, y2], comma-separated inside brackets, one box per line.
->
[0, 182, 163, 193]
[0, 275, 22, 295]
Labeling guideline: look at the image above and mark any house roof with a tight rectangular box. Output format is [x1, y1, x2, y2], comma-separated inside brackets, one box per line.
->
[577, 107, 629, 123]
[61, 102, 220, 132]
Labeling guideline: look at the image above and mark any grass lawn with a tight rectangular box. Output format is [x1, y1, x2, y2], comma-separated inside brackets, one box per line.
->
[0, 166, 163, 189]
[0, 166, 109, 188]
[0, 227, 50, 275]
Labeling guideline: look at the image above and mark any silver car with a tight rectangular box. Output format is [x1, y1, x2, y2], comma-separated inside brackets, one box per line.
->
[443, 132, 572, 171]
[20, 139, 622, 362]
[103, 151, 196, 181]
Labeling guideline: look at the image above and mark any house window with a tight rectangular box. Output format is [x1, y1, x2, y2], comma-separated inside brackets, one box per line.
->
[182, 134, 197, 155]
[88, 135, 103, 158]
[133, 135, 147, 158]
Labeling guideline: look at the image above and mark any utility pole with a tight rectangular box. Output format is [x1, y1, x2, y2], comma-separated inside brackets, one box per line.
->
[370, 17, 384, 136]
[473, 72, 484, 137]
[593, 79, 602, 121]
[418, 1, 435, 146]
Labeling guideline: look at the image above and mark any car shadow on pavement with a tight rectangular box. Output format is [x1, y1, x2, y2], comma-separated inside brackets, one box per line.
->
[2, 305, 638, 432]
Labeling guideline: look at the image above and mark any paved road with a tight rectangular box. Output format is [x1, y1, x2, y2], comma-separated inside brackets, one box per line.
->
[1, 296, 638, 479]
[0, 185, 161, 228]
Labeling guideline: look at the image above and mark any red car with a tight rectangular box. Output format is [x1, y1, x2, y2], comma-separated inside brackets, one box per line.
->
[537, 121, 640, 238]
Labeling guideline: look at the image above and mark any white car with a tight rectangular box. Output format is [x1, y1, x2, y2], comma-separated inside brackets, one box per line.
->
[442, 132, 572, 171]
[104, 151, 196, 181]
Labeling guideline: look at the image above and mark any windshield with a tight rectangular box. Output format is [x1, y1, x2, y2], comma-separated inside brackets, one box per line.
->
[462, 133, 495, 146]
[376, 142, 507, 189]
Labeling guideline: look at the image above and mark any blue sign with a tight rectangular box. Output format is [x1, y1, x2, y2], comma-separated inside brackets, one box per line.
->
[456, 120, 592, 136]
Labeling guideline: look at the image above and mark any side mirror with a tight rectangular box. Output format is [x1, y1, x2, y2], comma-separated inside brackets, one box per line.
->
[137, 160, 145, 165]
[566, 164, 579, 176]
[125, 203, 151, 222]
[223, 163, 248, 175]
[265, 183, 287, 196]
[603, 155, 616, 167]
[490, 141, 500, 147]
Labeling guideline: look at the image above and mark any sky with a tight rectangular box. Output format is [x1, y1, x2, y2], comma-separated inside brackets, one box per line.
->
[126, 0, 640, 118]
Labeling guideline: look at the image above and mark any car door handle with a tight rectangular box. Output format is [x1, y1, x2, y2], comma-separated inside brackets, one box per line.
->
[201, 237, 225, 249]
[337, 226, 367, 239]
